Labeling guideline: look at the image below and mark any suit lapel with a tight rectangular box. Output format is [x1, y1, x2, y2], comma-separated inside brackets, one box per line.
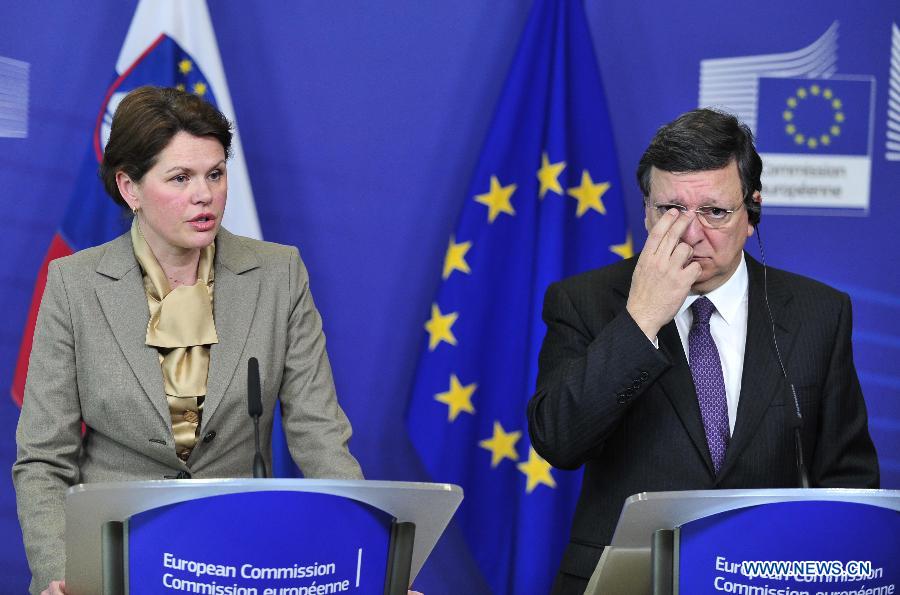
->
[203, 229, 260, 426]
[718, 255, 797, 480]
[95, 234, 171, 425]
[95, 229, 262, 430]
[611, 264, 714, 474]
[657, 321, 715, 474]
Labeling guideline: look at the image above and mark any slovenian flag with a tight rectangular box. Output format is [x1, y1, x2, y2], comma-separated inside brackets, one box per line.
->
[12, 0, 261, 406]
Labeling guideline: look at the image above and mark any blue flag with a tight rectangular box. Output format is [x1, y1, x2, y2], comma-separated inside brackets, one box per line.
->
[12, 0, 261, 406]
[756, 77, 872, 155]
[406, 0, 631, 592]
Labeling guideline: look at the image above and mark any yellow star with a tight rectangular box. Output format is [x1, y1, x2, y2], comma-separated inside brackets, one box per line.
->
[443, 235, 472, 280]
[479, 421, 521, 467]
[610, 231, 633, 259]
[424, 303, 458, 351]
[193, 81, 208, 97]
[176, 83, 186, 92]
[435, 374, 476, 422]
[474, 175, 516, 223]
[517, 447, 556, 493]
[536, 152, 566, 199]
[566, 170, 609, 217]
[178, 59, 193, 74]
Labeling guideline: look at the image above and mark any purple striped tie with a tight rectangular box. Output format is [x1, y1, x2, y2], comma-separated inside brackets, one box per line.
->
[689, 297, 729, 473]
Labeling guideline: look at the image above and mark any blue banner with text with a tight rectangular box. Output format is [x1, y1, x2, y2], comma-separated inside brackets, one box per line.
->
[127, 491, 393, 595]
[678, 500, 900, 595]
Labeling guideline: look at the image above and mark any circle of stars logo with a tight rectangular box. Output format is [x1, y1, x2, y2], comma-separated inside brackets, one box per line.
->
[782, 84, 844, 150]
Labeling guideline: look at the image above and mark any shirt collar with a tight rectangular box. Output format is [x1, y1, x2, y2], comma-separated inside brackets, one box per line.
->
[677, 253, 748, 325]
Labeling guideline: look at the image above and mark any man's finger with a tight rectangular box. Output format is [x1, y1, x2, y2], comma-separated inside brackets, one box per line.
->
[646, 207, 681, 254]
[680, 260, 703, 283]
[672, 241, 693, 267]
[656, 212, 695, 258]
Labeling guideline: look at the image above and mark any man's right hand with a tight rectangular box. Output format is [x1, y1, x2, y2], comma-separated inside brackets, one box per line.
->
[626, 208, 702, 341]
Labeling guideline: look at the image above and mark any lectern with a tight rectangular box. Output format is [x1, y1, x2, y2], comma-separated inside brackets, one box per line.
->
[585, 488, 900, 595]
[64, 479, 463, 595]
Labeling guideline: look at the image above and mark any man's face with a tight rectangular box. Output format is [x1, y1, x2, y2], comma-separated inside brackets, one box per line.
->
[644, 161, 757, 294]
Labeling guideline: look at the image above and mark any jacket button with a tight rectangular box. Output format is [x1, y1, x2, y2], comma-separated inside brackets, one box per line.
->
[625, 388, 634, 396]
[203, 431, 216, 443]
[640, 371, 649, 380]
[632, 380, 641, 389]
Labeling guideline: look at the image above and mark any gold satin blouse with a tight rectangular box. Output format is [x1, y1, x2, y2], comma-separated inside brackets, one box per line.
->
[131, 220, 218, 462]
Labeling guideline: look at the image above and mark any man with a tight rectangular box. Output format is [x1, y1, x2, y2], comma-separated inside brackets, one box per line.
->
[526, 108, 879, 594]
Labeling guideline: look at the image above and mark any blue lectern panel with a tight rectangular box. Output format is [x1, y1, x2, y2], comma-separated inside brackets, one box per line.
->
[127, 491, 392, 594]
[678, 501, 899, 594]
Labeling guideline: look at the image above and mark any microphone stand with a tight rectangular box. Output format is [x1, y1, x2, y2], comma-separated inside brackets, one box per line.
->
[789, 385, 810, 489]
[252, 415, 266, 479]
[757, 226, 810, 489]
[248, 357, 268, 478]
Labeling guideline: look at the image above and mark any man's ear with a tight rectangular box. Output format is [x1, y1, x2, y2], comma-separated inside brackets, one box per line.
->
[746, 190, 762, 236]
[751, 190, 762, 210]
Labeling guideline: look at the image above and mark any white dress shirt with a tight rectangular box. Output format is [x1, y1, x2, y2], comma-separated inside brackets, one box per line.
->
[674, 255, 749, 435]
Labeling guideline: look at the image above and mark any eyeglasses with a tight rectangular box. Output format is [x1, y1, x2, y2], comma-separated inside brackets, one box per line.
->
[650, 202, 744, 229]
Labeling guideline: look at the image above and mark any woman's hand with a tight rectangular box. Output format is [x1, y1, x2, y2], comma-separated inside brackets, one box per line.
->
[41, 580, 67, 595]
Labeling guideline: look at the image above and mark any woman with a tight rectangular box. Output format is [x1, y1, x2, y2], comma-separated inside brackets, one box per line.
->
[13, 86, 364, 594]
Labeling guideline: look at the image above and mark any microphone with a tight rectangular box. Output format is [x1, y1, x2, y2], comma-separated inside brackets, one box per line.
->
[247, 357, 267, 478]
[756, 227, 810, 488]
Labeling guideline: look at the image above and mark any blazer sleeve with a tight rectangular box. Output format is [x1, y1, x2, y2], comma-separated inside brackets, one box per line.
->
[12, 261, 83, 593]
[527, 280, 671, 469]
[277, 248, 363, 480]
[809, 292, 879, 488]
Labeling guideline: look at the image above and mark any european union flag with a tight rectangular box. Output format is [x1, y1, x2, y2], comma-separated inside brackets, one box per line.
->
[405, 0, 630, 592]
[756, 76, 873, 155]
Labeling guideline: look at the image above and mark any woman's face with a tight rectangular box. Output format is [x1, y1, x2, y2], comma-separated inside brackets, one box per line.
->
[118, 131, 227, 259]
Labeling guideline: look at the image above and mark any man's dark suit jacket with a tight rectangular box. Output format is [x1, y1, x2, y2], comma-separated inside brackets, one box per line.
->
[527, 253, 879, 592]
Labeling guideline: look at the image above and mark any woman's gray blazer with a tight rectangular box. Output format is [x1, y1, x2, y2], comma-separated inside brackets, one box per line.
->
[13, 228, 363, 592]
